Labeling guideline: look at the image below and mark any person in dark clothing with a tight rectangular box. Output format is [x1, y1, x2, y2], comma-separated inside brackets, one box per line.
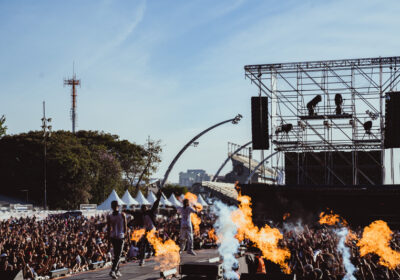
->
[124, 190, 162, 266]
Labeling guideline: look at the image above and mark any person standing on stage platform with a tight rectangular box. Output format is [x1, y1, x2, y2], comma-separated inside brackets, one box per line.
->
[138, 190, 162, 266]
[177, 198, 198, 255]
[107, 200, 127, 279]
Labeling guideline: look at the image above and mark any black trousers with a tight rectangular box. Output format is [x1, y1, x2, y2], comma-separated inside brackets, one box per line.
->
[139, 235, 150, 261]
[111, 238, 124, 272]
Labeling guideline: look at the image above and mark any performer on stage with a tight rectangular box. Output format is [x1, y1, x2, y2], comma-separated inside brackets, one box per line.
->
[138, 190, 162, 266]
[107, 200, 127, 279]
[177, 198, 198, 255]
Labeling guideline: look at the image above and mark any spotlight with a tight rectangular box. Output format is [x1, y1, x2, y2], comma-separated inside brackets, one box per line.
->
[275, 123, 293, 134]
[298, 121, 306, 130]
[307, 95, 322, 116]
[335, 94, 343, 115]
[363, 121, 372, 134]
[232, 114, 243, 124]
[366, 110, 379, 120]
[192, 141, 199, 147]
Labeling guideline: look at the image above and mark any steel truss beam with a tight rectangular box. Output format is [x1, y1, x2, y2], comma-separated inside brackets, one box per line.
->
[244, 56, 400, 185]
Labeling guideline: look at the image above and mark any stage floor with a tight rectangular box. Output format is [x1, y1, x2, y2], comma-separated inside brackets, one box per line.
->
[59, 249, 219, 280]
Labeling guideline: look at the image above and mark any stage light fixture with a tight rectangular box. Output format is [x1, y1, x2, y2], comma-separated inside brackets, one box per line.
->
[363, 121, 372, 134]
[335, 94, 343, 115]
[307, 95, 322, 116]
[275, 123, 293, 134]
[298, 121, 306, 130]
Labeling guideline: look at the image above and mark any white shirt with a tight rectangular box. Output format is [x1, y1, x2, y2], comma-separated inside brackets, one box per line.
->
[177, 206, 196, 228]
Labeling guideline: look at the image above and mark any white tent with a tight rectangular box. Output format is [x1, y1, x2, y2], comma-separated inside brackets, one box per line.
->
[168, 194, 182, 207]
[135, 190, 150, 205]
[160, 194, 173, 207]
[197, 194, 208, 207]
[121, 190, 139, 207]
[147, 191, 157, 204]
[97, 189, 126, 210]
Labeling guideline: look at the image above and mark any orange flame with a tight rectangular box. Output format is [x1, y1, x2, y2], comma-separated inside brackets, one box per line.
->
[131, 229, 145, 242]
[319, 211, 348, 226]
[191, 213, 201, 235]
[146, 229, 180, 271]
[184, 192, 203, 211]
[283, 213, 290, 221]
[231, 193, 291, 274]
[346, 230, 358, 245]
[357, 220, 400, 269]
[208, 228, 219, 243]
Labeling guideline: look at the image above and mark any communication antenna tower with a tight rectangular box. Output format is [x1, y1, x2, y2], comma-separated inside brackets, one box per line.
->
[64, 63, 81, 133]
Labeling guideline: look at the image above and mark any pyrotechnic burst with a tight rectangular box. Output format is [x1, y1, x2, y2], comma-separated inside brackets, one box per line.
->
[319, 210, 348, 226]
[191, 213, 201, 235]
[336, 228, 357, 280]
[146, 229, 180, 271]
[208, 228, 219, 243]
[184, 192, 202, 235]
[212, 201, 240, 280]
[131, 229, 145, 242]
[184, 192, 203, 211]
[232, 193, 291, 274]
[357, 220, 400, 269]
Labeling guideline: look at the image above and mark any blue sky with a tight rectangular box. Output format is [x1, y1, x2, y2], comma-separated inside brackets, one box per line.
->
[1, 0, 400, 183]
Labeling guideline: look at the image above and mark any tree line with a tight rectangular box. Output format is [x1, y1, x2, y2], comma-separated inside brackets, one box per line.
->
[0, 127, 162, 209]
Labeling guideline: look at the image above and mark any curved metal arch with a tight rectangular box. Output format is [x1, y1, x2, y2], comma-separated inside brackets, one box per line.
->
[212, 141, 252, 182]
[160, 114, 242, 188]
[245, 150, 280, 184]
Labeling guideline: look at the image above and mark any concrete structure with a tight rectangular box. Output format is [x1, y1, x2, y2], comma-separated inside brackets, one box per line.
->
[179, 169, 210, 187]
[224, 154, 277, 184]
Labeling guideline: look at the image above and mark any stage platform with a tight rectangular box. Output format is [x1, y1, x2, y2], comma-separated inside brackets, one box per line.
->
[59, 249, 219, 280]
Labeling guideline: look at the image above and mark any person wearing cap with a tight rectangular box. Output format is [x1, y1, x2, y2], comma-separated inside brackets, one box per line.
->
[107, 200, 127, 279]
[177, 198, 198, 255]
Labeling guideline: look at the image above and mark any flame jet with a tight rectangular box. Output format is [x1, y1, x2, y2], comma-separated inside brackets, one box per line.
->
[357, 220, 400, 269]
[184, 192, 202, 235]
[231, 193, 291, 274]
[146, 229, 180, 271]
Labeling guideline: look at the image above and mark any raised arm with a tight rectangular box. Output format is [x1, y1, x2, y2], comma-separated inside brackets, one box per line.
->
[150, 190, 162, 213]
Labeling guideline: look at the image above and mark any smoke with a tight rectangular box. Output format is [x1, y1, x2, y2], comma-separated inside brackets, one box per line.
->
[282, 219, 305, 235]
[212, 201, 240, 280]
[336, 228, 356, 280]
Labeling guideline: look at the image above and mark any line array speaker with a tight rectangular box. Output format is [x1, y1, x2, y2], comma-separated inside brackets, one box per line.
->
[251, 96, 269, 150]
[385, 91, 400, 148]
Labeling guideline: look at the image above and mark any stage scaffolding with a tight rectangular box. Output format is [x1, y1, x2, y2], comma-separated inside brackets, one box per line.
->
[244, 56, 400, 185]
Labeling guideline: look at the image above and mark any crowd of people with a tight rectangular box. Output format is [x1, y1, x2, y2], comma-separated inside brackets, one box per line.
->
[1, 207, 400, 279]
[0, 208, 217, 279]
[281, 224, 400, 280]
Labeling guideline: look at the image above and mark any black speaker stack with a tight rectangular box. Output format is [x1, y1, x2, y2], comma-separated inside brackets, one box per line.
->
[251, 96, 269, 150]
[385, 91, 400, 148]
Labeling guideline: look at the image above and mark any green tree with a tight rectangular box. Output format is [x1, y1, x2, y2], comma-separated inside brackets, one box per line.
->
[113, 139, 147, 190]
[90, 148, 123, 204]
[0, 130, 162, 209]
[46, 133, 95, 209]
[162, 184, 188, 198]
[0, 115, 7, 137]
[134, 137, 162, 192]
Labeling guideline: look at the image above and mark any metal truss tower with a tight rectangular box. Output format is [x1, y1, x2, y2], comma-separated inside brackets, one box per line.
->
[245, 56, 400, 185]
[64, 69, 81, 134]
